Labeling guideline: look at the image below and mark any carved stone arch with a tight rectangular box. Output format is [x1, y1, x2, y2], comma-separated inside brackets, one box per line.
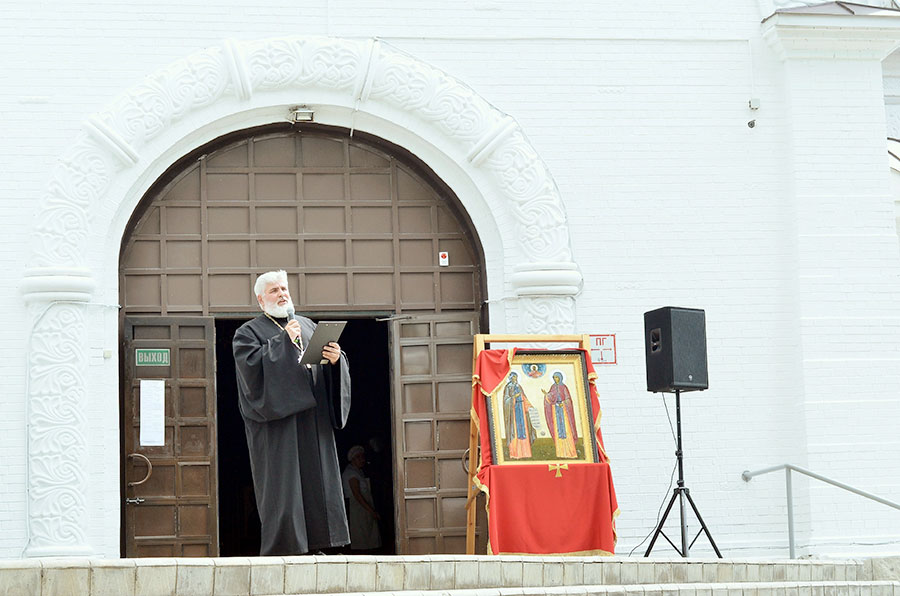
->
[20, 36, 581, 555]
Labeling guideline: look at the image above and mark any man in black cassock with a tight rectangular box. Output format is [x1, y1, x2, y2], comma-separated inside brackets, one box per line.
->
[233, 270, 351, 555]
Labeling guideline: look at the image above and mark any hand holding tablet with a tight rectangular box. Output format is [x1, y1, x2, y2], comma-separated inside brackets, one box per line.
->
[300, 321, 347, 365]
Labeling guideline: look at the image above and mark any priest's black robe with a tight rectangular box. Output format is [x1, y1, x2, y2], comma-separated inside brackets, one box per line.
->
[233, 313, 351, 555]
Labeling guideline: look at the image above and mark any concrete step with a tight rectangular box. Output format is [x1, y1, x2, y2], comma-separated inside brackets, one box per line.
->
[0, 555, 897, 596]
[284, 583, 900, 596]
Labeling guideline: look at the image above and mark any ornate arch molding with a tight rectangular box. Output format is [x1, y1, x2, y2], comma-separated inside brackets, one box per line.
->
[20, 36, 581, 555]
[25, 36, 582, 300]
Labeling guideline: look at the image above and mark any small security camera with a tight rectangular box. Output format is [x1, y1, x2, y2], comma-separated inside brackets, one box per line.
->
[748, 120, 756, 128]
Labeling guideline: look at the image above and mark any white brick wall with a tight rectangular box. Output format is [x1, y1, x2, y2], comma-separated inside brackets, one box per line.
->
[2, 0, 900, 559]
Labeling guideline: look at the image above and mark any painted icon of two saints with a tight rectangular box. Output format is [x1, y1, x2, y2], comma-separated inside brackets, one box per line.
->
[486, 351, 601, 465]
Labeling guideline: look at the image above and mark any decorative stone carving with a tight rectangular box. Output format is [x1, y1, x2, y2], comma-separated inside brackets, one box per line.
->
[24, 36, 583, 555]
[29, 35, 581, 309]
[224, 39, 253, 101]
[95, 47, 230, 149]
[520, 296, 579, 335]
[32, 134, 112, 270]
[485, 129, 573, 264]
[85, 116, 139, 167]
[24, 303, 90, 556]
[369, 44, 492, 146]
[352, 40, 380, 105]
[245, 37, 363, 92]
[467, 117, 517, 166]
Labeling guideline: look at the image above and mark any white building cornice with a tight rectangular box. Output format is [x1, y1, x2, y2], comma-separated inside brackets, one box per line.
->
[762, 8, 900, 60]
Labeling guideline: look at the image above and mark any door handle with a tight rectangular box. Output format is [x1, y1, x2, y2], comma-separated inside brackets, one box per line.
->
[125, 497, 145, 505]
[127, 453, 153, 487]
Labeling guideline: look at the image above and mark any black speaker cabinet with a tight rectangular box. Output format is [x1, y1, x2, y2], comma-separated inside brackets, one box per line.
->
[644, 306, 708, 393]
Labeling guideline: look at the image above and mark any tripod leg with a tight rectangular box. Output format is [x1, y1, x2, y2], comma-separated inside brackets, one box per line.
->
[678, 486, 689, 557]
[644, 489, 681, 557]
[683, 489, 723, 558]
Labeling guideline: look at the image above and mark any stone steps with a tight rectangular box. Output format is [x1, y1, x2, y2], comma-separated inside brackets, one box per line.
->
[284, 583, 900, 596]
[0, 555, 898, 596]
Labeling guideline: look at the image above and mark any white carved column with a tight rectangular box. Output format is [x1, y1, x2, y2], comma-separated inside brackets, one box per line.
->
[20, 127, 115, 556]
[20, 272, 95, 556]
[763, 9, 900, 552]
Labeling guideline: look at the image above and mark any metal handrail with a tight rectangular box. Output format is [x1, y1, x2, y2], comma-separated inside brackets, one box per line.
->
[742, 463, 900, 559]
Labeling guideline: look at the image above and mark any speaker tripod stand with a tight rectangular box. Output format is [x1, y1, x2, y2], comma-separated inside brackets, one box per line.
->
[644, 389, 722, 558]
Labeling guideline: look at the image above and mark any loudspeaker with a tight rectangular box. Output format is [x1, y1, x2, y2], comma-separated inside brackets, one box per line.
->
[644, 306, 708, 393]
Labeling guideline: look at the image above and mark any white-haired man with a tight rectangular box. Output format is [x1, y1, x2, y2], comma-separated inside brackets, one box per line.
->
[232, 270, 351, 555]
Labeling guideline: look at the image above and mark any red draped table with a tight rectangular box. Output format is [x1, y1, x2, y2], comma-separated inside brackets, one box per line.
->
[477, 462, 618, 555]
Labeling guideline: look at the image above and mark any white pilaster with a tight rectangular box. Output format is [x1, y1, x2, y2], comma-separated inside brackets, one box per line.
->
[20, 270, 96, 557]
[764, 10, 900, 553]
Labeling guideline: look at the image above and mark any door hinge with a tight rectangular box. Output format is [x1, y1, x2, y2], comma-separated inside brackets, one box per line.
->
[375, 314, 411, 322]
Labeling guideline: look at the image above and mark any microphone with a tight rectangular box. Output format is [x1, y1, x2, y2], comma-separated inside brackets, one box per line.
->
[285, 304, 301, 348]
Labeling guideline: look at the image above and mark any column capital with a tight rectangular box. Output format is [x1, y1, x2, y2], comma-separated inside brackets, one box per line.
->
[509, 262, 582, 297]
[21, 268, 95, 303]
[762, 6, 900, 61]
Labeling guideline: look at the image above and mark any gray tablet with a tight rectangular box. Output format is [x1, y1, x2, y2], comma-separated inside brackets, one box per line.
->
[300, 321, 347, 365]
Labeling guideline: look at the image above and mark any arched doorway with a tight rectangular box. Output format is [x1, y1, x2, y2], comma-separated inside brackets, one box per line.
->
[119, 124, 487, 556]
[24, 35, 581, 557]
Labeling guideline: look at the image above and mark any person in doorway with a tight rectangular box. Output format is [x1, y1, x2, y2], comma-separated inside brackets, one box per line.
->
[365, 435, 393, 542]
[232, 269, 351, 555]
[341, 445, 382, 551]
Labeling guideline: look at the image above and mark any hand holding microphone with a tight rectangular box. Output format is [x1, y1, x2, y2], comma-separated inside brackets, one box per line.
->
[284, 304, 303, 344]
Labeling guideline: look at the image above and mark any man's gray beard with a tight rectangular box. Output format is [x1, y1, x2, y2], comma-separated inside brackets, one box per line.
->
[262, 302, 292, 318]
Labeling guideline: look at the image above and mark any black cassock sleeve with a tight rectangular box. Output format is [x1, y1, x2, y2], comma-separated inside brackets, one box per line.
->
[233, 321, 317, 422]
[325, 353, 351, 430]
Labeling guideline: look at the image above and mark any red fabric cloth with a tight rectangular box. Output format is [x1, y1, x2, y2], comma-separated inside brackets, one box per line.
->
[471, 348, 618, 555]
[472, 348, 511, 467]
[478, 463, 618, 555]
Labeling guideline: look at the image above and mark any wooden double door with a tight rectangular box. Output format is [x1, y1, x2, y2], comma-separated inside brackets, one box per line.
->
[120, 125, 487, 556]
[122, 312, 484, 556]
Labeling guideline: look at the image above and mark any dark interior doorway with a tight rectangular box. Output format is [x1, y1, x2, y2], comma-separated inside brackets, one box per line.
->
[215, 317, 396, 556]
